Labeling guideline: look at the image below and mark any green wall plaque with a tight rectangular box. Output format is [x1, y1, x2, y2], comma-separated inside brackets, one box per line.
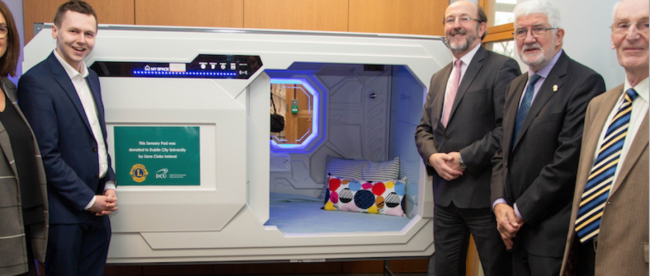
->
[114, 126, 200, 186]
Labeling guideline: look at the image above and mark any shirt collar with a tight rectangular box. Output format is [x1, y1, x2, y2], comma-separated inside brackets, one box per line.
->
[529, 49, 563, 79]
[625, 76, 649, 103]
[53, 50, 89, 79]
[454, 43, 482, 67]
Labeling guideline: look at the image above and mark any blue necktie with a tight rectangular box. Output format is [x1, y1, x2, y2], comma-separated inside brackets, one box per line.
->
[513, 74, 541, 146]
[575, 88, 638, 243]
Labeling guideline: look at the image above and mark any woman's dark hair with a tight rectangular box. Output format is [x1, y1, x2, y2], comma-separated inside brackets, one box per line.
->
[0, 1, 20, 77]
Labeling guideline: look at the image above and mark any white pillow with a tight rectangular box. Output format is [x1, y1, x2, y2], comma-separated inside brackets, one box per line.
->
[361, 157, 400, 180]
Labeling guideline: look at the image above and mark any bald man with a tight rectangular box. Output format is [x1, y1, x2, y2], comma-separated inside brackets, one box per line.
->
[415, 1, 520, 275]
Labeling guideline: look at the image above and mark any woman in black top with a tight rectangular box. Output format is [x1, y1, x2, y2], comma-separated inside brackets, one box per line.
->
[0, 2, 48, 276]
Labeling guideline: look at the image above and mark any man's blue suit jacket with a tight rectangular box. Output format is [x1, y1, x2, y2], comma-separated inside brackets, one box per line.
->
[17, 52, 116, 225]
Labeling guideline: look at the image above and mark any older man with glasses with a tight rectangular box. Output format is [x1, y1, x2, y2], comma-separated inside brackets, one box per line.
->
[490, 0, 606, 275]
[560, 0, 649, 275]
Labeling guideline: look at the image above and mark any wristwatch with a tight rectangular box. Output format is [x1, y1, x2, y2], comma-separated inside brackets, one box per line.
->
[458, 154, 467, 170]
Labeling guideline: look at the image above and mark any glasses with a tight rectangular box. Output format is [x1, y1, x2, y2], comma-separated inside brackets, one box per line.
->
[445, 16, 481, 25]
[0, 27, 7, 39]
[611, 21, 649, 34]
[513, 27, 558, 39]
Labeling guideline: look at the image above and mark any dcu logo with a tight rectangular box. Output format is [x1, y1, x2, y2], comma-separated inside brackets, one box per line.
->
[130, 164, 148, 183]
[156, 168, 168, 179]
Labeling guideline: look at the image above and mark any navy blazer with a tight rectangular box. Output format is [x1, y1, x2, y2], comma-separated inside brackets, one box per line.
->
[17, 52, 116, 224]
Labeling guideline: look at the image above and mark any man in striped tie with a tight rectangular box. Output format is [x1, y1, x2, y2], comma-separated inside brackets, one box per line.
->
[560, 0, 649, 275]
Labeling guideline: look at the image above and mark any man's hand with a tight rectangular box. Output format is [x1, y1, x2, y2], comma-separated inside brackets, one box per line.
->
[104, 188, 117, 201]
[494, 203, 523, 249]
[447, 152, 466, 172]
[428, 153, 463, 181]
[89, 189, 119, 216]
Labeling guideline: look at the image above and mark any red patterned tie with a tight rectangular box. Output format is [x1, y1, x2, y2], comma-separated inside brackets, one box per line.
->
[442, 59, 462, 127]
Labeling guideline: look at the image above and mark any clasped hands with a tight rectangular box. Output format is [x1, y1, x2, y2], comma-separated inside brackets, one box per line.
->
[429, 153, 523, 249]
[494, 203, 523, 249]
[88, 189, 119, 216]
[428, 152, 464, 181]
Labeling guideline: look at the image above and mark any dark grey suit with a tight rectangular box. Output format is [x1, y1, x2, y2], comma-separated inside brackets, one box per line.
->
[415, 46, 520, 276]
[491, 51, 605, 275]
[0, 78, 48, 276]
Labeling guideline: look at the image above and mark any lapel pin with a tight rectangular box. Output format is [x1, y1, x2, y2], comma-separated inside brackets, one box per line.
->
[553, 84, 558, 92]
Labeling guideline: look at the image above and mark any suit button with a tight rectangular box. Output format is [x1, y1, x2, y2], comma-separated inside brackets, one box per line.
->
[508, 197, 514, 202]
[95, 174, 99, 178]
[93, 147, 98, 152]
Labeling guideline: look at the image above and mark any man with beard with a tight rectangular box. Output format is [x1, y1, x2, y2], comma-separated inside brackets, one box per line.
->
[415, 1, 520, 275]
[490, 0, 605, 275]
[560, 0, 649, 275]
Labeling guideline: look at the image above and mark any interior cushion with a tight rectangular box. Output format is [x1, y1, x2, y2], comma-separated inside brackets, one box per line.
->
[318, 156, 399, 201]
[323, 175, 406, 217]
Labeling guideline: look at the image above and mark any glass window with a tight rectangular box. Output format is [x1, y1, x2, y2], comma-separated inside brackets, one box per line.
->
[485, 40, 515, 57]
[270, 78, 320, 151]
[487, 0, 516, 27]
[481, 0, 515, 58]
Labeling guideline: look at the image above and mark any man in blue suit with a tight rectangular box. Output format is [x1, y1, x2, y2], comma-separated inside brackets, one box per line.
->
[17, 1, 117, 275]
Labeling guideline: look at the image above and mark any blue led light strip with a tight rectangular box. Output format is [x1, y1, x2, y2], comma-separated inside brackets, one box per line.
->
[133, 70, 238, 77]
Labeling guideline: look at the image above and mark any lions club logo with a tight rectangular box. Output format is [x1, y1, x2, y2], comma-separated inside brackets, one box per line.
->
[130, 164, 148, 183]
